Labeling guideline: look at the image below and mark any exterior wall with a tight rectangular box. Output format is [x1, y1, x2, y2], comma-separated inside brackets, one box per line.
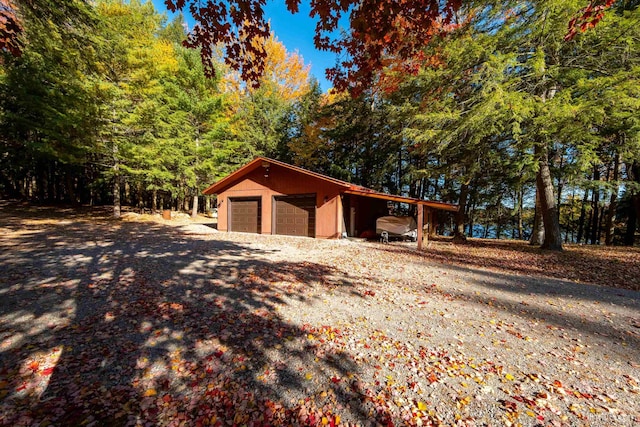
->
[216, 164, 345, 238]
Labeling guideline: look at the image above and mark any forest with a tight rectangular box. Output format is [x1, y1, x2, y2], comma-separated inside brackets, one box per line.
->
[1, 0, 639, 247]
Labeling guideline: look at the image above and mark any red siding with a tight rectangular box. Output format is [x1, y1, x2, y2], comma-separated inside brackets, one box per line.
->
[217, 164, 345, 238]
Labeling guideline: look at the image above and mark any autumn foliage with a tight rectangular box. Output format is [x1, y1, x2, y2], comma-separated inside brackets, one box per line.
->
[1, 0, 617, 93]
[565, 0, 616, 41]
[165, 0, 464, 96]
[160, 0, 620, 96]
[0, 0, 22, 56]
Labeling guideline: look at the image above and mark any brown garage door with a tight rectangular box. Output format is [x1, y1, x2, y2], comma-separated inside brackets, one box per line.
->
[229, 197, 261, 233]
[274, 194, 316, 237]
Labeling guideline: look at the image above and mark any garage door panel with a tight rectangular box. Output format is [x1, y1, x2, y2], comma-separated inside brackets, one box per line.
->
[274, 195, 316, 237]
[229, 198, 261, 233]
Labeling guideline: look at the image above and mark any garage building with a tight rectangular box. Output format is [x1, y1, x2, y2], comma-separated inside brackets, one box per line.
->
[202, 157, 458, 248]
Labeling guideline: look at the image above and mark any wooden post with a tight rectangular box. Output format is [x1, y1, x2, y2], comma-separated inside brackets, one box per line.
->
[423, 208, 430, 246]
[417, 203, 424, 250]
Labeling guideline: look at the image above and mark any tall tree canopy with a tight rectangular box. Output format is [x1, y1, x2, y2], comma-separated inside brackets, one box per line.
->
[2, 0, 637, 249]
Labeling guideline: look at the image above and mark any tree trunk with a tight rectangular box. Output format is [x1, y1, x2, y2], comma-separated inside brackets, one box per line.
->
[467, 199, 475, 238]
[589, 165, 600, 245]
[38, 163, 47, 201]
[625, 161, 640, 245]
[536, 143, 563, 250]
[556, 152, 564, 223]
[124, 181, 131, 207]
[517, 187, 524, 240]
[453, 182, 469, 243]
[47, 162, 55, 202]
[152, 189, 157, 212]
[605, 153, 620, 245]
[137, 182, 144, 213]
[530, 189, 545, 245]
[66, 172, 77, 205]
[576, 188, 589, 244]
[177, 194, 184, 212]
[625, 197, 638, 246]
[113, 143, 121, 219]
[191, 191, 199, 218]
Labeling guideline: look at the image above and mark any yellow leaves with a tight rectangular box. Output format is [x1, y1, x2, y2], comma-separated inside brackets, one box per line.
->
[568, 403, 582, 415]
[527, 373, 540, 382]
[456, 395, 471, 408]
[504, 373, 515, 381]
[305, 372, 313, 380]
[151, 40, 179, 75]
[417, 401, 428, 411]
[220, 32, 311, 107]
[143, 388, 157, 397]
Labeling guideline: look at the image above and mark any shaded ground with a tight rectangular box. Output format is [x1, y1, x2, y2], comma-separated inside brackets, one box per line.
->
[0, 202, 638, 426]
[421, 237, 640, 291]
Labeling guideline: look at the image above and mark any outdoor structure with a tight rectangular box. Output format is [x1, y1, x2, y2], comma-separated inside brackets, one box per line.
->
[202, 157, 458, 249]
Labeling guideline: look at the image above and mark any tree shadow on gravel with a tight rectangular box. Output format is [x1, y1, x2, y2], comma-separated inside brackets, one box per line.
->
[416, 236, 640, 291]
[0, 207, 384, 425]
[374, 244, 640, 360]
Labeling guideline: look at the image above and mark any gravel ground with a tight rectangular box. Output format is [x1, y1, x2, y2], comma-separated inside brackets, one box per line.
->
[0, 203, 638, 426]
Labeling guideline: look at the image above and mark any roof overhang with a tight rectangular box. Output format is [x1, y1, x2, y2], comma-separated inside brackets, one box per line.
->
[344, 188, 459, 212]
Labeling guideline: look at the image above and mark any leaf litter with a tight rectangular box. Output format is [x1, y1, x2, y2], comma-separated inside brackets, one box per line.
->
[0, 204, 638, 426]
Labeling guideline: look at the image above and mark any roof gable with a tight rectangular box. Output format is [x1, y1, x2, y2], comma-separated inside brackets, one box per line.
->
[202, 157, 351, 195]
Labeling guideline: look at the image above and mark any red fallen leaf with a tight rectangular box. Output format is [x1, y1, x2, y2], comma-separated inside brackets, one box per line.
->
[427, 372, 438, 384]
[162, 394, 172, 403]
[41, 367, 54, 376]
[331, 376, 341, 383]
[364, 290, 375, 296]
[499, 399, 518, 412]
[28, 361, 40, 372]
[214, 350, 224, 358]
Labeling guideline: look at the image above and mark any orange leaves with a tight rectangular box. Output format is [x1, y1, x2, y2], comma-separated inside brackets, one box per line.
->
[28, 360, 40, 373]
[143, 388, 157, 397]
[221, 32, 311, 105]
[0, 0, 23, 57]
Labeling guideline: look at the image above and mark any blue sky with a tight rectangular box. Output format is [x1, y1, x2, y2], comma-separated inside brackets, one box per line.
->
[151, 0, 338, 91]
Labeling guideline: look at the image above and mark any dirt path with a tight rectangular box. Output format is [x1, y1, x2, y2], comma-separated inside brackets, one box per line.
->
[1, 203, 638, 426]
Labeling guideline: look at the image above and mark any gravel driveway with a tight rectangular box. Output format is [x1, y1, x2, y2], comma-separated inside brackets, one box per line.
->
[0, 205, 638, 426]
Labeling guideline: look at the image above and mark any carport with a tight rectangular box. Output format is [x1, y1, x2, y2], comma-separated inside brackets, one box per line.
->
[342, 187, 458, 249]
